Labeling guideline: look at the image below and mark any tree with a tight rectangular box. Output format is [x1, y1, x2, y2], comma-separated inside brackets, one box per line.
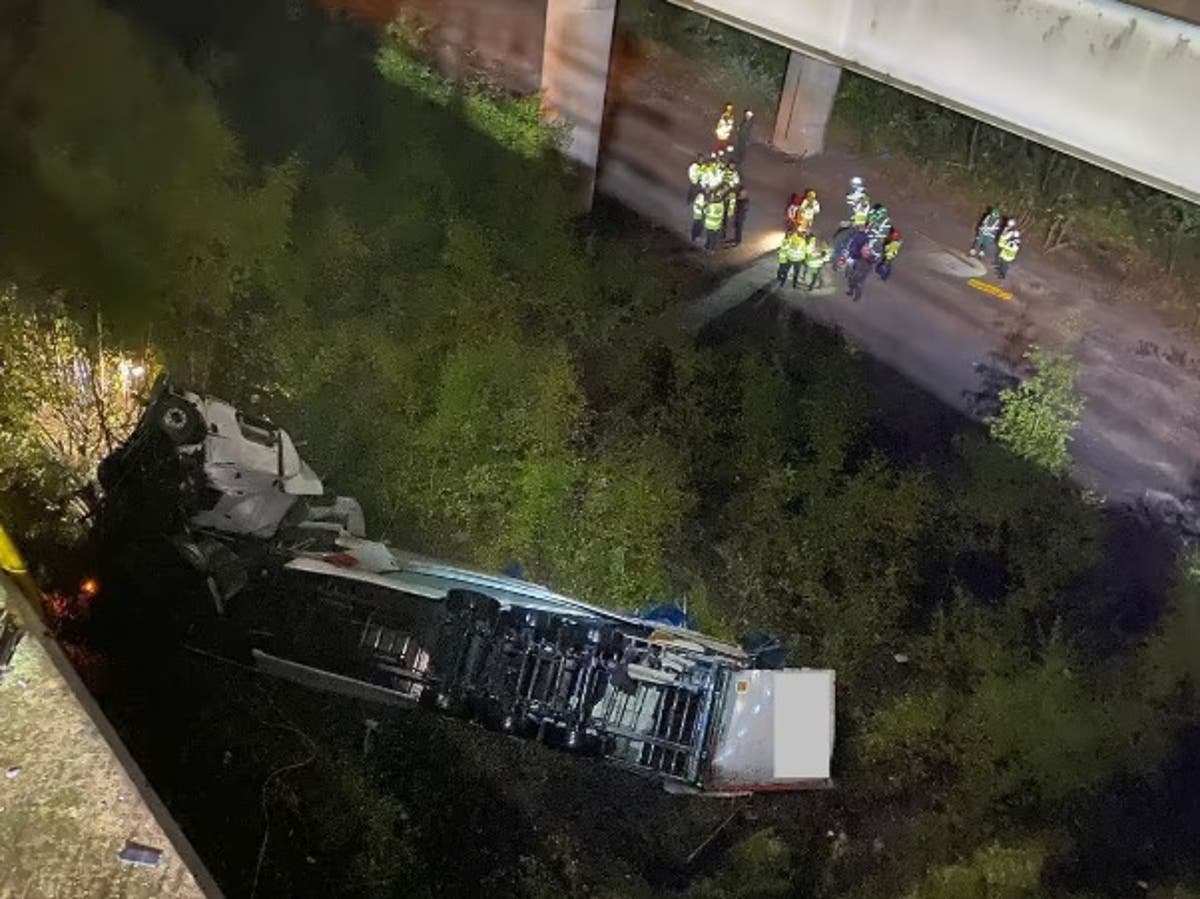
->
[988, 348, 1083, 475]
[903, 841, 1048, 899]
[0, 287, 156, 542]
[0, 0, 296, 333]
[689, 829, 793, 899]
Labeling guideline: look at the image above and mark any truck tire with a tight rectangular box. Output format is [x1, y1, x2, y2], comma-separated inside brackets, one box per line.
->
[156, 397, 204, 445]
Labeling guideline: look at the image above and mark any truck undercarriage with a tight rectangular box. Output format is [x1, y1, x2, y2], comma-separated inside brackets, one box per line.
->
[94, 377, 835, 795]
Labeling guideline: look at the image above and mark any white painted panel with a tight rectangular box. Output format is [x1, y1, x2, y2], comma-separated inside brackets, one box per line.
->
[773, 669, 835, 780]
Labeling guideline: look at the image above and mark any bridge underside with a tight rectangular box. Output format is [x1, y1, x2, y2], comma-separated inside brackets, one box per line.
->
[665, 0, 1200, 204]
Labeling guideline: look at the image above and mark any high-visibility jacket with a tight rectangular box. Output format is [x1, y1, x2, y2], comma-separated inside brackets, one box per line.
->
[778, 242, 791, 264]
[800, 198, 820, 221]
[692, 193, 706, 221]
[979, 212, 1002, 238]
[704, 199, 726, 231]
[850, 196, 871, 225]
[784, 233, 808, 263]
[725, 192, 738, 217]
[998, 234, 1020, 261]
[703, 164, 724, 191]
[715, 114, 735, 142]
[884, 238, 902, 261]
[688, 162, 702, 185]
[724, 167, 741, 190]
[805, 245, 830, 269]
[868, 215, 892, 240]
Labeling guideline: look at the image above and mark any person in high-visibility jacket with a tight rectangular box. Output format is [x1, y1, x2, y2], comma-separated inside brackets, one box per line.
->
[996, 224, 1021, 279]
[846, 175, 867, 206]
[776, 230, 808, 287]
[803, 236, 830, 290]
[883, 230, 902, 262]
[714, 103, 735, 149]
[849, 193, 871, 227]
[704, 192, 727, 251]
[866, 204, 892, 241]
[731, 186, 748, 247]
[876, 228, 902, 281]
[776, 233, 794, 285]
[686, 153, 705, 205]
[723, 161, 741, 193]
[970, 206, 1002, 257]
[691, 191, 706, 243]
[797, 189, 820, 234]
[703, 153, 726, 192]
[723, 188, 738, 242]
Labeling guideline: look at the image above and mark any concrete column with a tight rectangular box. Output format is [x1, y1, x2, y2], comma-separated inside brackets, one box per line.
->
[541, 0, 618, 209]
[772, 51, 843, 157]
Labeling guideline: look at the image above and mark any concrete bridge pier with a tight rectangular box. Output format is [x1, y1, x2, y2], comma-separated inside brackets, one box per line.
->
[772, 50, 843, 158]
[541, 0, 618, 210]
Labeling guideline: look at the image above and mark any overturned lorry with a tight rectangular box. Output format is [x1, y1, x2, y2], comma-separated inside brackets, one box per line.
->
[96, 377, 835, 795]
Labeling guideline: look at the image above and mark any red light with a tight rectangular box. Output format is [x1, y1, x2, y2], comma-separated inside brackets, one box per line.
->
[322, 553, 358, 569]
[78, 577, 100, 599]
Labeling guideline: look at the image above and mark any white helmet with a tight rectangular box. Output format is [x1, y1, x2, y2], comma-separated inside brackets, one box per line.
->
[1007, 218, 1017, 227]
[850, 176, 864, 189]
[1011, 229, 1021, 238]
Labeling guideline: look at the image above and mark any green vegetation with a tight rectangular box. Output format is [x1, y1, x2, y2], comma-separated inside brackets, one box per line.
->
[988, 348, 1084, 474]
[0, 291, 157, 548]
[618, 0, 788, 115]
[832, 72, 1200, 284]
[1, 1, 1199, 897]
[376, 24, 565, 159]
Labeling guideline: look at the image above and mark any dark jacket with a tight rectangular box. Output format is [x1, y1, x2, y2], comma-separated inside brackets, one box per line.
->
[847, 230, 873, 261]
[733, 117, 754, 162]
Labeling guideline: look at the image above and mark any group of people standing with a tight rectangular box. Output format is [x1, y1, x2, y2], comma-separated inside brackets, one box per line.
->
[969, 207, 1022, 279]
[830, 176, 904, 301]
[685, 104, 1021, 300]
[778, 176, 903, 301]
[775, 190, 831, 291]
[686, 103, 754, 251]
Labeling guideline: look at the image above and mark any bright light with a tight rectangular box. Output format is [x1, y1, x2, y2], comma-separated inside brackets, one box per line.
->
[757, 229, 785, 256]
[130, 364, 146, 378]
[78, 577, 100, 599]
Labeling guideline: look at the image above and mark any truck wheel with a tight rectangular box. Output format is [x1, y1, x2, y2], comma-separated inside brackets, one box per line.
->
[156, 397, 204, 444]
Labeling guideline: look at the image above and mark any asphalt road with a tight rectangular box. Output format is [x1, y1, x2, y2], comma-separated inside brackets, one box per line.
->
[600, 138, 1200, 516]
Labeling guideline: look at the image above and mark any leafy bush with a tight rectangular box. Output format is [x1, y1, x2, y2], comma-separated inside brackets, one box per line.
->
[987, 348, 1084, 475]
[903, 841, 1048, 899]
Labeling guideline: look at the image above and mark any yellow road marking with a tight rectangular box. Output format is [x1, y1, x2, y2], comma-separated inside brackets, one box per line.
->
[967, 278, 1014, 302]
